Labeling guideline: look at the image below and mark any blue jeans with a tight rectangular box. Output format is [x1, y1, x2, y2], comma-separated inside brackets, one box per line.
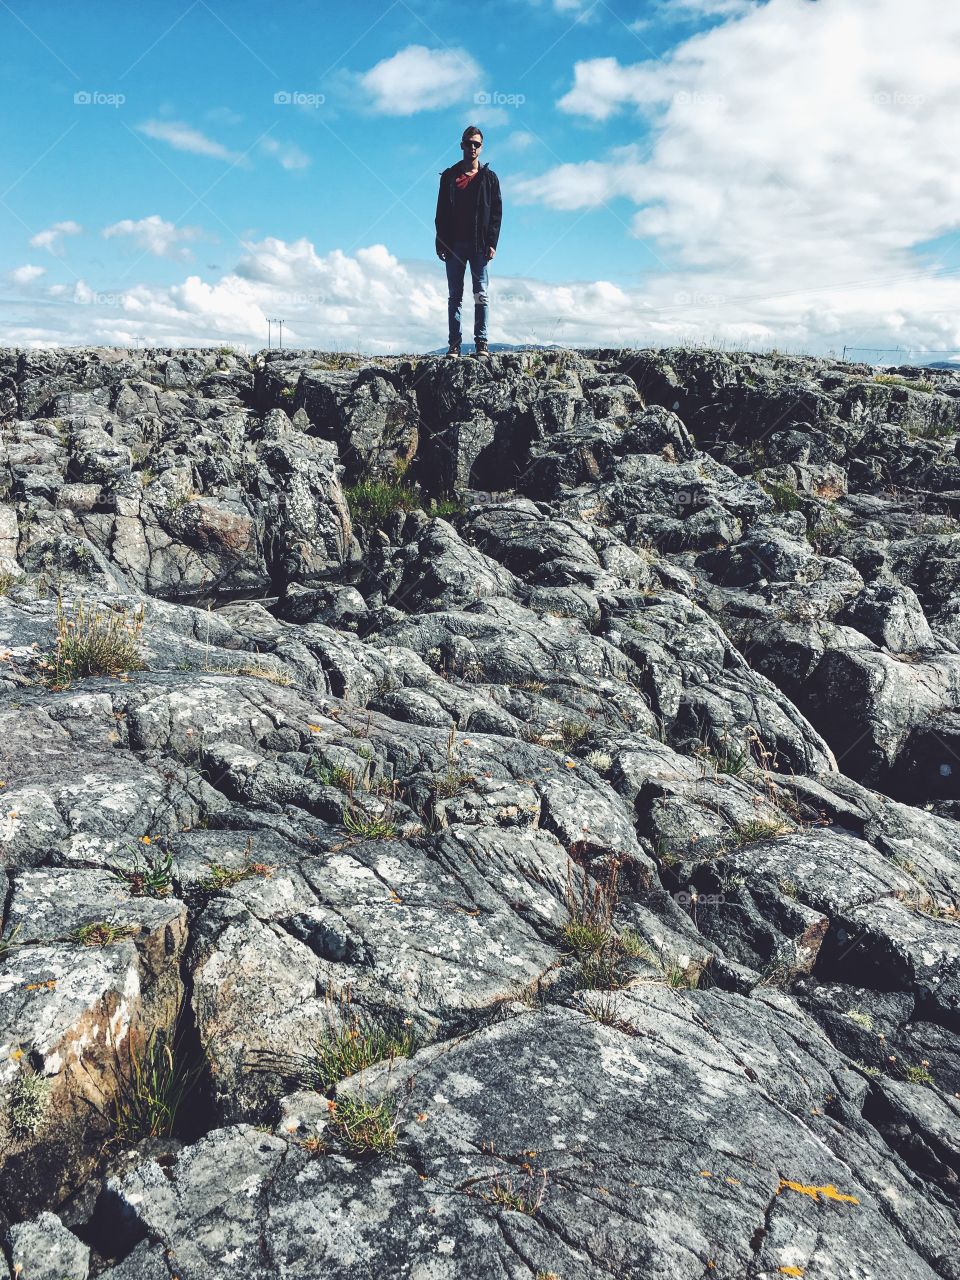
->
[445, 239, 489, 345]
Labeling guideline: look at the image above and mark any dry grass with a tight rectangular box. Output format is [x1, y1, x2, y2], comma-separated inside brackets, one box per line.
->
[38, 596, 145, 689]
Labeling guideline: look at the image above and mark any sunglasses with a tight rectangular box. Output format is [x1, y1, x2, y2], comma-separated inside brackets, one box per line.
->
[462, 139, 482, 148]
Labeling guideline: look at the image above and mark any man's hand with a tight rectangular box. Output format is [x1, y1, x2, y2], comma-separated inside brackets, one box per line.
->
[487, 246, 496, 262]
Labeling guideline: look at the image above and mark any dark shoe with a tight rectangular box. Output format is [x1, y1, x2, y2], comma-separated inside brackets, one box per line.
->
[446, 342, 461, 357]
[473, 339, 489, 357]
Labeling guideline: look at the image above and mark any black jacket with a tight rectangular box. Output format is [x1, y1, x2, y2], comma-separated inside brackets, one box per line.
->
[435, 161, 502, 257]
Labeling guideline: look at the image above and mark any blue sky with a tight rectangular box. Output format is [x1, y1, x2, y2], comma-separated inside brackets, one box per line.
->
[2, 0, 959, 356]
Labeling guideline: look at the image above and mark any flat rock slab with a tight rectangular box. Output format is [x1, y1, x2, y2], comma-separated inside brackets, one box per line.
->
[90, 988, 958, 1279]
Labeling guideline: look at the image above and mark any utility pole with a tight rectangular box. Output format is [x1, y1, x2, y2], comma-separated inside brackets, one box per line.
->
[268, 319, 285, 350]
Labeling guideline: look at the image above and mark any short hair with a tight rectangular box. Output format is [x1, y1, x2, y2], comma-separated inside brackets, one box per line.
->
[461, 125, 483, 143]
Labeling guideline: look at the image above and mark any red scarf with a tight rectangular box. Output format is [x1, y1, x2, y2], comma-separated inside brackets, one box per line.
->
[455, 167, 479, 190]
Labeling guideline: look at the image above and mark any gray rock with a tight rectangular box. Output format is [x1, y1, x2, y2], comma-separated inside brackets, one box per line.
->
[7, 1210, 89, 1279]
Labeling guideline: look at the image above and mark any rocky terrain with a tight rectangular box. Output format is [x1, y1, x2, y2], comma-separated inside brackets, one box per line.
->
[0, 342, 959, 1278]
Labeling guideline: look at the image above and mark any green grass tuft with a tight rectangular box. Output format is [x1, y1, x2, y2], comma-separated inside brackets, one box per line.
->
[37, 596, 145, 689]
[329, 1094, 399, 1155]
[110, 842, 175, 899]
[301, 1016, 416, 1093]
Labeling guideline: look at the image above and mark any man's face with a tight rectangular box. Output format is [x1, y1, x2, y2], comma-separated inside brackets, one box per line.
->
[462, 135, 482, 161]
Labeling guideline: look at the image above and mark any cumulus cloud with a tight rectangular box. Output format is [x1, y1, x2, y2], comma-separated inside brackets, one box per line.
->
[4, 236, 640, 351]
[358, 45, 483, 115]
[511, 0, 960, 349]
[102, 215, 205, 261]
[10, 264, 46, 285]
[136, 119, 245, 163]
[29, 221, 83, 254]
[3, 218, 959, 357]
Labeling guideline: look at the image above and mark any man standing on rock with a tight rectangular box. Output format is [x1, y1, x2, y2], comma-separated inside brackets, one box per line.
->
[435, 125, 502, 359]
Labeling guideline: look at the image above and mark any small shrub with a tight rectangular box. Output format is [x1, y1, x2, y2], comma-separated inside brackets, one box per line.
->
[329, 1094, 399, 1155]
[38, 596, 145, 689]
[301, 1015, 415, 1093]
[111, 842, 175, 899]
[10, 1071, 50, 1137]
[71, 921, 138, 946]
[0, 571, 16, 596]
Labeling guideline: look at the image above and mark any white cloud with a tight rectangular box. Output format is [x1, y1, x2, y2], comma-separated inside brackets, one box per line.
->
[29, 221, 83, 254]
[259, 137, 310, 170]
[358, 45, 483, 115]
[503, 130, 537, 150]
[662, 0, 761, 16]
[543, 0, 602, 14]
[0, 226, 956, 357]
[102, 215, 205, 261]
[10, 264, 46, 285]
[510, 0, 960, 346]
[136, 119, 245, 163]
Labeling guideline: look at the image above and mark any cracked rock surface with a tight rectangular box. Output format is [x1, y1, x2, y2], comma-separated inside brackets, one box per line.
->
[1, 345, 959, 1277]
